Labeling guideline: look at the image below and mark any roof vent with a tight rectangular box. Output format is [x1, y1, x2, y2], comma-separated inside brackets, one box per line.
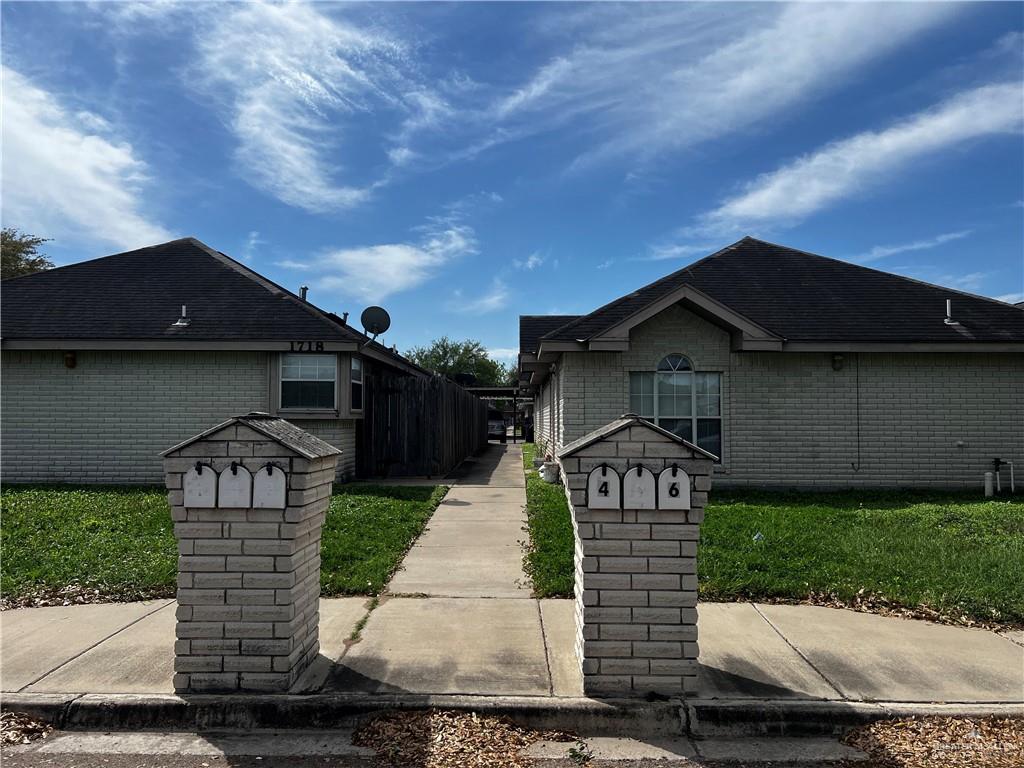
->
[300, 286, 308, 301]
[172, 304, 191, 328]
[943, 298, 960, 326]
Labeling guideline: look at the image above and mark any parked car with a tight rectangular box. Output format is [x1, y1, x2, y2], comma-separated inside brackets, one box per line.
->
[487, 409, 507, 442]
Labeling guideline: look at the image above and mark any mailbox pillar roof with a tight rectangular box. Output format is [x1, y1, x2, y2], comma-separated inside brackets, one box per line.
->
[556, 414, 718, 461]
[161, 412, 343, 460]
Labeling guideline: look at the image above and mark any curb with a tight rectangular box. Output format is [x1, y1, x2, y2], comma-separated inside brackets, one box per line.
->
[3, 692, 1021, 738]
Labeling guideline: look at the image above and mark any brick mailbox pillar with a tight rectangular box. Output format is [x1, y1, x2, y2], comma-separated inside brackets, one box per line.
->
[161, 412, 341, 693]
[556, 414, 715, 698]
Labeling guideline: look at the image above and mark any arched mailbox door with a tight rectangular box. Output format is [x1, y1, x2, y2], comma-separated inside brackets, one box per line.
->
[253, 464, 287, 509]
[587, 465, 621, 509]
[657, 465, 691, 510]
[218, 463, 253, 508]
[183, 464, 217, 508]
[622, 466, 657, 509]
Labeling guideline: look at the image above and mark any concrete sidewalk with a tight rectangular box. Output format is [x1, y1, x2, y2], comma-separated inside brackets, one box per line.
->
[3, 596, 1022, 704]
[2, 442, 1021, 727]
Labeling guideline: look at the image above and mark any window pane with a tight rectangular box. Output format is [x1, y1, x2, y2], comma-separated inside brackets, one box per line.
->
[695, 372, 719, 395]
[657, 354, 693, 372]
[281, 380, 334, 409]
[696, 419, 721, 459]
[351, 357, 363, 382]
[629, 372, 654, 415]
[658, 418, 692, 442]
[351, 382, 363, 411]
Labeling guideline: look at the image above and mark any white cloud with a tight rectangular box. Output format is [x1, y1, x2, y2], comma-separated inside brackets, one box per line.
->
[1, 66, 171, 251]
[240, 230, 265, 262]
[596, 259, 614, 270]
[487, 3, 959, 168]
[513, 252, 544, 270]
[447, 278, 509, 315]
[486, 347, 519, 362]
[295, 213, 478, 303]
[696, 82, 1023, 235]
[995, 292, 1024, 304]
[191, 1, 415, 213]
[641, 243, 716, 262]
[274, 259, 311, 270]
[852, 230, 973, 264]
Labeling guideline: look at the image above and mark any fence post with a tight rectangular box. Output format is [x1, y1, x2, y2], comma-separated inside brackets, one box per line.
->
[556, 415, 715, 698]
[162, 413, 341, 693]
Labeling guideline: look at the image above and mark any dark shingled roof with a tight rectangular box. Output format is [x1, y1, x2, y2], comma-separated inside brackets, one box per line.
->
[538, 238, 1024, 345]
[1, 238, 359, 342]
[162, 412, 342, 459]
[519, 315, 581, 355]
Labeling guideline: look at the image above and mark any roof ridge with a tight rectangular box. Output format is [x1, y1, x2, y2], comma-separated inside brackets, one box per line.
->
[183, 239, 364, 344]
[539, 239, 746, 341]
[0, 237, 196, 282]
[744, 236, 1022, 310]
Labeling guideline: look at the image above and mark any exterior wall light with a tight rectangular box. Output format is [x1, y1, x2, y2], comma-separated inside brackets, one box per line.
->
[63, 351, 77, 369]
[831, 354, 844, 371]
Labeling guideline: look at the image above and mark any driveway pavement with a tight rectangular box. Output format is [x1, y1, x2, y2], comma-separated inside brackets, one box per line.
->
[3, 445, 1022, 705]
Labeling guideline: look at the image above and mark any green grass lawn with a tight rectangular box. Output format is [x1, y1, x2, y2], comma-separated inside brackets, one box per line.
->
[517, 444, 1024, 624]
[521, 443, 575, 598]
[1, 484, 446, 605]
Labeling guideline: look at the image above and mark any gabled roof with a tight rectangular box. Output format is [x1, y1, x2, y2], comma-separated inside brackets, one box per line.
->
[537, 237, 1024, 347]
[162, 412, 342, 459]
[557, 414, 718, 461]
[519, 315, 581, 355]
[1, 237, 425, 372]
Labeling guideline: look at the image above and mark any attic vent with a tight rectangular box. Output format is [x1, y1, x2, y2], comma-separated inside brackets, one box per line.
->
[943, 298, 959, 327]
[172, 304, 191, 328]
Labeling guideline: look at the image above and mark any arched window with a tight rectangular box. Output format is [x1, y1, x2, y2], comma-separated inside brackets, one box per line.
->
[629, 353, 722, 458]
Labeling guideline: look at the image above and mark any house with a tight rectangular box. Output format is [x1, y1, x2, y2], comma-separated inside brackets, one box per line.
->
[520, 237, 1024, 488]
[0, 237, 445, 484]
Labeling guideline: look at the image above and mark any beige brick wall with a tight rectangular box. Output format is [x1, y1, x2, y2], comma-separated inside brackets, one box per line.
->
[544, 305, 1024, 488]
[1, 350, 356, 484]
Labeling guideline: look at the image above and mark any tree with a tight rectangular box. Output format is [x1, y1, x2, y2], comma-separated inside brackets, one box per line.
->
[406, 337, 515, 387]
[2, 229, 53, 278]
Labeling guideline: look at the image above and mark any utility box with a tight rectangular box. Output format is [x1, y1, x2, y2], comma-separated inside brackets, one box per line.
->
[556, 414, 715, 698]
[162, 413, 341, 693]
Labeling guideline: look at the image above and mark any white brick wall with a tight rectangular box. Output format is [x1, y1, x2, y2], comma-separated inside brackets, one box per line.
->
[542, 305, 1024, 488]
[1, 350, 356, 484]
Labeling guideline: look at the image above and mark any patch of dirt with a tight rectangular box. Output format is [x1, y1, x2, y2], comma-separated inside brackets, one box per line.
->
[352, 709, 577, 767]
[843, 716, 1024, 768]
[0, 581, 174, 611]
[1, 712, 53, 746]
[745, 589, 1023, 632]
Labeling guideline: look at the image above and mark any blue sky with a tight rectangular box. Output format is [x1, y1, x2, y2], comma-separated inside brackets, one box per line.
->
[2, 2, 1022, 360]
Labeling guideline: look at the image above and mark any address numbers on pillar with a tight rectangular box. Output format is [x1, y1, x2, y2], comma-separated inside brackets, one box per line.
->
[586, 465, 691, 510]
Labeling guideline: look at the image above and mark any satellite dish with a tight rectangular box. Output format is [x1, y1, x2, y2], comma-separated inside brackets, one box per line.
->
[360, 306, 391, 338]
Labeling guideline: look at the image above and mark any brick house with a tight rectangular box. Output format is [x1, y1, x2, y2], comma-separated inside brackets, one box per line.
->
[1, 238, 428, 484]
[520, 237, 1024, 488]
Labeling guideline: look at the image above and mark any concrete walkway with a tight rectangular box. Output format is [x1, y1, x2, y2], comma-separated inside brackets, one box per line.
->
[3, 443, 1022, 706]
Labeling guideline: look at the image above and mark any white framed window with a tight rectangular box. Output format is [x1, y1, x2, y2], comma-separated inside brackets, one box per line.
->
[629, 354, 722, 458]
[350, 357, 363, 412]
[280, 354, 337, 410]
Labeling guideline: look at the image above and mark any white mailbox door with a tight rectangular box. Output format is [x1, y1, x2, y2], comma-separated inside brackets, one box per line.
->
[183, 464, 217, 508]
[622, 466, 656, 509]
[218, 464, 253, 508]
[657, 466, 691, 510]
[253, 465, 287, 509]
[587, 466, 621, 509]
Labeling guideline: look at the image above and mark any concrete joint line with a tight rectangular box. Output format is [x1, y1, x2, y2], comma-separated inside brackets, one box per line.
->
[751, 604, 846, 701]
[17, 601, 173, 692]
[535, 600, 555, 697]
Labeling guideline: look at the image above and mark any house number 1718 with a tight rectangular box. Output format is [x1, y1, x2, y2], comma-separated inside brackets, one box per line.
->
[290, 341, 325, 351]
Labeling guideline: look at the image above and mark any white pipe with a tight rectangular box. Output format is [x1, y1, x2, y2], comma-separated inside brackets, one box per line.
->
[984, 472, 994, 497]
[1008, 461, 1015, 494]
[996, 466, 1002, 493]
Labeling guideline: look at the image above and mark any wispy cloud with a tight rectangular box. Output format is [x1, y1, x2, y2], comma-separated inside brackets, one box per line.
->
[852, 230, 973, 264]
[275, 207, 477, 303]
[640, 243, 716, 262]
[485, 3, 959, 169]
[448, 279, 509, 315]
[995, 292, 1024, 304]
[513, 252, 544, 270]
[596, 259, 614, 270]
[240, 230, 265, 262]
[694, 82, 1022, 236]
[486, 347, 519, 362]
[191, 1, 416, 213]
[1, 66, 171, 251]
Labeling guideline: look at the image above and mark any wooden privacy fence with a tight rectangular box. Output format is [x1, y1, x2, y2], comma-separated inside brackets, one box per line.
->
[356, 374, 489, 478]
